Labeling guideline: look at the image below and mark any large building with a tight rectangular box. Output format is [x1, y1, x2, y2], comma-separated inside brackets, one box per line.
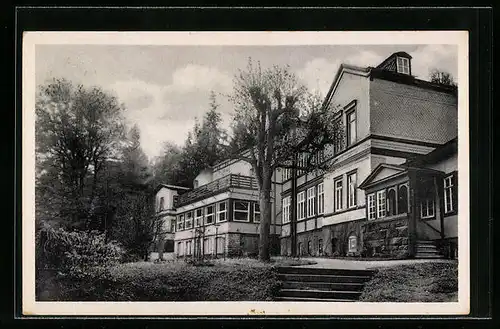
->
[278, 51, 458, 259]
[151, 51, 459, 260]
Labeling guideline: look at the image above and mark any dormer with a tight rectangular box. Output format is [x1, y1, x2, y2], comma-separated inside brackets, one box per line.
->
[376, 51, 412, 76]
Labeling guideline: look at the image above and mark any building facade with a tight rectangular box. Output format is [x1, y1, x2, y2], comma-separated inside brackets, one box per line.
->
[152, 158, 282, 260]
[152, 51, 459, 260]
[279, 51, 458, 259]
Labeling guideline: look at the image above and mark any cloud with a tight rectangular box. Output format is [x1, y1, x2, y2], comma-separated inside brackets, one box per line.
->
[410, 45, 458, 80]
[171, 64, 233, 93]
[297, 50, 383, 96]
[108, 64, 233, 159]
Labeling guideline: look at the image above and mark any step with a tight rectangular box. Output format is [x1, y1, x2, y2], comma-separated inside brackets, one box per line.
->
[416, 248, 440, 253]
[417, 240, 437, 245]
[415, 254, 445, 259]
[417, 246, 438, 251]
[277, 266, 376, 276]
[279, 288, 362, 300]
[275, 296, 357, 302]
[278, 273, 372, 284]
[282, 281, 365, 291]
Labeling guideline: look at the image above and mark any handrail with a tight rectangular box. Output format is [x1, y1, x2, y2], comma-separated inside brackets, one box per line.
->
[176, 174, 257, 207]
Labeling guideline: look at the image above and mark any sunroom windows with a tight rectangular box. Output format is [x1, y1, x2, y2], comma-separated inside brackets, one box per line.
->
[367, 183, 409, 220]
[233, 201, 250, 222]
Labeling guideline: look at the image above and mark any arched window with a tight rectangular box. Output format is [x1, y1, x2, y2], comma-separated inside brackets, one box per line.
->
[387, 188, 397, 216]
[348, 235, 358, 253]
[398, 185, 409, 214]
[159, 197, 165, 211]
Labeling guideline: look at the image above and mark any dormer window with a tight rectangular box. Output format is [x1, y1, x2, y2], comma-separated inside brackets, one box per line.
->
[396, 57, 410, 75]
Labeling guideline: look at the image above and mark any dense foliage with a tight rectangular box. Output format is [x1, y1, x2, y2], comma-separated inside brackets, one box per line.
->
[37, 261, 282, 301]
[359, 262, 458, 302]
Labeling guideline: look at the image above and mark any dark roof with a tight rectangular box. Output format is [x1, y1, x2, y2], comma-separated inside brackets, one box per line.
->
[375, 51, 413, 70]
[405, 137, 458, 167]
[322, 52, 457, 108]
[155, 183, 191, 193]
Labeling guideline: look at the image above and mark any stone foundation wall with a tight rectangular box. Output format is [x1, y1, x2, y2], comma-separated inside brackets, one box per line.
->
[280, 219, 365, 257]
[361, 216, 410, 258]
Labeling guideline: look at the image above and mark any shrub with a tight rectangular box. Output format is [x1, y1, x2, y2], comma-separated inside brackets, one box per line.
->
[37, 226, 124, 280]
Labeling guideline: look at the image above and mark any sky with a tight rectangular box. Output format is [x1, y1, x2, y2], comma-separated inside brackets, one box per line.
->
[35, 44, 458, 159]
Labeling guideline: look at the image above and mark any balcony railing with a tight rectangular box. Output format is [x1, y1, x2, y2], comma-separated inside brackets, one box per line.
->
[175, 174, 258, 207]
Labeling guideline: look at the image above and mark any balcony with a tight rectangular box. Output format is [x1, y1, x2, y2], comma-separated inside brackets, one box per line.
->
[175, 174, 258, 207]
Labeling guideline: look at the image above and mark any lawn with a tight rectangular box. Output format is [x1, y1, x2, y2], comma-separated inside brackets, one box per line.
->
[37, 257, 315, 302]
[359, 261, 458, 302]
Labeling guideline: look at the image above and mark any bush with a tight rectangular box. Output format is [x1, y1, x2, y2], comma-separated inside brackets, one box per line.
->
[359, 262, 458, 302]
[37, 226, 124, 280]
[39, 261, 282, 301]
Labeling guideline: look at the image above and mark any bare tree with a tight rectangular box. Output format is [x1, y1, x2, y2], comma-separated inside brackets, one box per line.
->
[429, 68, 457, 86]
[228, 59, 342, 261]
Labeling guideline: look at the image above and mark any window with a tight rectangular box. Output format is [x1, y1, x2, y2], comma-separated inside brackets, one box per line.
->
[216, 201, 227, 222]
[173, 195, 179, 208]
[348, 235, 358, 253]
[398, 184, 409, 214]
[347, 172, 357, 208]
[307, 241, 312, 254]
[233, 201, 250, 222]
[170, 219, 176, 232]
[159, 197, 165, 211]
[318, 239, 323, 255]
[421, 198, 435, 219]
[177, 241, 183, 256]
[186, 241, 192, 255]
[334, 178, 343, 211]
[377, 190, 386, 218]
[177, 214, 184, 231]
[387, 188, 397, 216]
[254, 203, 261, 222]
[334, 117, 343, 154]
[444, 175, 454, 213]
[282, 196, 291, 223]
[297, 191, 306, 220]
[397, 57, 410, 75]
[346, 109, 357, 147]
[216, 237, 225, 255]
[205, 205, 215, 224]
[298, 153, 307, 175]
[367, 193, 376, 220]
[307, 187, 316, 218]
[282, 168, 292, 181]
[193, 180, 199, 188]
[203, 238, 211, 255]
[185, 211, 193, 229]
[317, 183, 325, 215]
[194, 208, 203, 227]
[298, 242, 303, 256]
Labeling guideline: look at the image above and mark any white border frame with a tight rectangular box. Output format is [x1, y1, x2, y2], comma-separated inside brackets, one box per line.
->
[23, 30, 469, 316]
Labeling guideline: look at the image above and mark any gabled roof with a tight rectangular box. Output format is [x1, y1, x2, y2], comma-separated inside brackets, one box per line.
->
[375, 51, 412, 70]
[359, 163, 446, 190]
[358, 163, 407, 190]
[322, 63, 371, 109]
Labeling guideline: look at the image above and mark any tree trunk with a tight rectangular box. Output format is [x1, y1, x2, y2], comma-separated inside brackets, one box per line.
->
[258, 168, 272, 262]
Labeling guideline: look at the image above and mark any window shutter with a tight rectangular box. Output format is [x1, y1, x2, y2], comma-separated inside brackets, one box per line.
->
[452, 172, 458, 213]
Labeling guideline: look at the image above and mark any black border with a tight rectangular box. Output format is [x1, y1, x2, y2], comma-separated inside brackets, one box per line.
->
[7, 5, 494, 328]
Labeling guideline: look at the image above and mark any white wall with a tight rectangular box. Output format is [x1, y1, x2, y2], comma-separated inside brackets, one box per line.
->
[213, 160, 253, 180]
[156, 187, 179, 211]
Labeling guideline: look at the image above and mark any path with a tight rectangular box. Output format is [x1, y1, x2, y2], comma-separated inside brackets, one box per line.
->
[291, 257, 457, 270]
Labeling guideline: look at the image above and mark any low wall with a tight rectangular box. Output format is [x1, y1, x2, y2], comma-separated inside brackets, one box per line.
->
[361, 215, 410, 258]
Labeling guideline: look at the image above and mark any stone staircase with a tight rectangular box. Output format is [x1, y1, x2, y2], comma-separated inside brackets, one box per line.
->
[275, 266, 376, 302]
[415, 240, 445, 259]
